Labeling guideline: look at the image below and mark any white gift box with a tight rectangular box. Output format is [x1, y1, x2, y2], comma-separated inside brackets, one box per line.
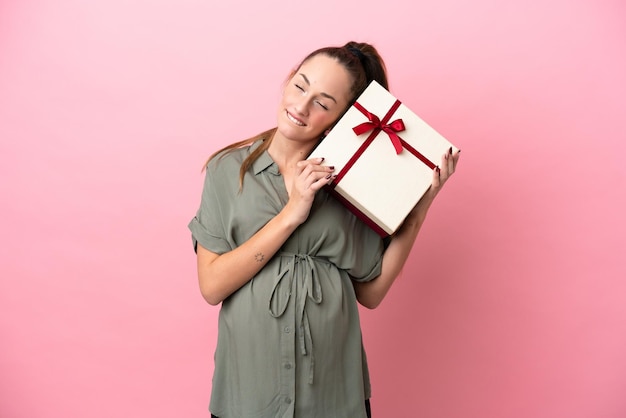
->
[309, 80, 457, 236]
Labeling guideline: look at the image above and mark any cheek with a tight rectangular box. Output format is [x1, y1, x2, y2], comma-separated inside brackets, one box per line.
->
[279, 92, 291, 107]
[279, 87, 295, 104]
[309, 112, 337, 129]
[319, 109, 344, 127]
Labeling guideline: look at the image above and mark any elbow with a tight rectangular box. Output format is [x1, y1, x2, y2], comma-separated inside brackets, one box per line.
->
[199, 279, 224, 306]
[361, 300, 381, 310]
[354, 283, 384, 309]
[357, 295, 383, 310]
[202, 293, 223, 306]
[196, 246, 225, 306]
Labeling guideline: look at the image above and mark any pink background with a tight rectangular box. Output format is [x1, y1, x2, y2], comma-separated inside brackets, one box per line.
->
[1, 0, 625, 417]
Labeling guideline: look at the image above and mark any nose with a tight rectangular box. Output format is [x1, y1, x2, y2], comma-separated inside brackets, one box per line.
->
[293, 95, 311, 116]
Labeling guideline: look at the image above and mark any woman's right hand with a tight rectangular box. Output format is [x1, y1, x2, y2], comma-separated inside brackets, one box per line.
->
[283, 157, 335, 226]
[196, 157, 335, 305]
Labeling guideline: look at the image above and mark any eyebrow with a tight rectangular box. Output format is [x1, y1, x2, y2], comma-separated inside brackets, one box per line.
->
[299, 73, 338, 103]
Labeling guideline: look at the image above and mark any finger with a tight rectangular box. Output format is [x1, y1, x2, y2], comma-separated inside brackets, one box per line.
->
[309, 173, 336, 192]
[295, 158, 323, 176]
[446, 147, 455, 176]
[297, 162, 318, 182]
[438, 152, 450, 180]
[299, 157, 333, 170]
[297, 165, 329, 190]
[294, 160, 308, 176]
[300, 162, 335, 182]
[298, 157, 325, 168]
[447, 148, 461, 177]
[452, 149, 461, 170]
[432, 166, 441, 188]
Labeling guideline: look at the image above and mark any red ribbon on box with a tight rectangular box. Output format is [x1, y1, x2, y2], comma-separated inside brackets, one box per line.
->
[329, 98, 439, 237]
[352, 101, 406, 154]
[333, 99, 436, 185]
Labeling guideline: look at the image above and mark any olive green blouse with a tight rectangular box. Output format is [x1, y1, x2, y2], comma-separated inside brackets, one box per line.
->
[189, 140, 384, 418]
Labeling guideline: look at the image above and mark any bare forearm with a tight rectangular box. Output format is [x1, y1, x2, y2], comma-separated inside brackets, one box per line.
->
[353, 148, 460, 308]
[354, 198, 432, 309]
[197, 211, 298, 305]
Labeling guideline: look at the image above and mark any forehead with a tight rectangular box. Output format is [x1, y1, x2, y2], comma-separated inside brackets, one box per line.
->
[297, 54, 352, 101]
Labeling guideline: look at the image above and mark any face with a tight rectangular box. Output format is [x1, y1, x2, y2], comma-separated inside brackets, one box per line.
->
[276, 54, 353, 144]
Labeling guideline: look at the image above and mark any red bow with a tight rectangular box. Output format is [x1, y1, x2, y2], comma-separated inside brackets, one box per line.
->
[352, 102, 406, 154]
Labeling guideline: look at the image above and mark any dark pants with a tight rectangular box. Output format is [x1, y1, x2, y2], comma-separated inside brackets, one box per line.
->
[211, 399, 372, 418]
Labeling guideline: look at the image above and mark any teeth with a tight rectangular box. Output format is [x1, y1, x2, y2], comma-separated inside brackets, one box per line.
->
[287, 112, 305, 126]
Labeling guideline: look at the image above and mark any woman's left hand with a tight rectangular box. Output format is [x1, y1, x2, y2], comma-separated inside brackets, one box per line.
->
[401, 147, 460, 227]
[423, 147, 461, 202]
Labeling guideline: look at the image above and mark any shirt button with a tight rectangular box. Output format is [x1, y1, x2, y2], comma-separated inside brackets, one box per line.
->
[284, 326, 291, 333]
[284, 363, 292, 369]
[285, 397, 292, 404]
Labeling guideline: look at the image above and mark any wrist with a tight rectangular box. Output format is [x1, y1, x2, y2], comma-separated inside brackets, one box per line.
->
[396, 199, 430, 236]
[275, 206, 302, 232]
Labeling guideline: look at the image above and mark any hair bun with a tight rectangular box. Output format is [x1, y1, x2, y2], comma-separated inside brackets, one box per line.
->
[346, 46, 366, 66]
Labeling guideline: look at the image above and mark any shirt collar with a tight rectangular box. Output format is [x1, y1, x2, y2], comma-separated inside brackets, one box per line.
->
[250, 140, 280, 176]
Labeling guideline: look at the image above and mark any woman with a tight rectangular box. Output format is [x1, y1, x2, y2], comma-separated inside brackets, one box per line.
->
[189, 41, 460, 418]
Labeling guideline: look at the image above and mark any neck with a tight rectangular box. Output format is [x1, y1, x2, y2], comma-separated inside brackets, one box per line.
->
[268, 132, 319, 174]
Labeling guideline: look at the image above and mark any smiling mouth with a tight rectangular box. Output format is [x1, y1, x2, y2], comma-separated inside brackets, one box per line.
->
[286, 111, 306, 126]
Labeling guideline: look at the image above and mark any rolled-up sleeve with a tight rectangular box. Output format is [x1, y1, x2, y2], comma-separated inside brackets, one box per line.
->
[188, 160, 233, 255]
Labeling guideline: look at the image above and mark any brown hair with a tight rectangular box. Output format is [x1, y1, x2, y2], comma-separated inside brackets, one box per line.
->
[205, 41, 389, 189]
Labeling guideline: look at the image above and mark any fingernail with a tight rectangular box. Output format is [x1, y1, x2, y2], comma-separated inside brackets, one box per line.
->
[325, 173, 332, 179]
[320, 157, 325, 162]
[328, 166, 335, 170]
[458, 149, 461, 153]
[435, 166, 440, 174]
[449, 147, 453, 155]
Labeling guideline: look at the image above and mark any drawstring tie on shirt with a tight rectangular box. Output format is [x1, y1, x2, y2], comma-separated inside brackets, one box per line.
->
[268, 252, 324, 384]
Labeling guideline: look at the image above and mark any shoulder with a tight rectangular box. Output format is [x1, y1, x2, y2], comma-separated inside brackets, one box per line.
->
[205, 141, 259, 176]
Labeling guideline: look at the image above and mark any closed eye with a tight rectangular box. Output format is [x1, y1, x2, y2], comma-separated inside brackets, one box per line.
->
[316, 101, 329, 110]
[297, 72, 338, 105]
